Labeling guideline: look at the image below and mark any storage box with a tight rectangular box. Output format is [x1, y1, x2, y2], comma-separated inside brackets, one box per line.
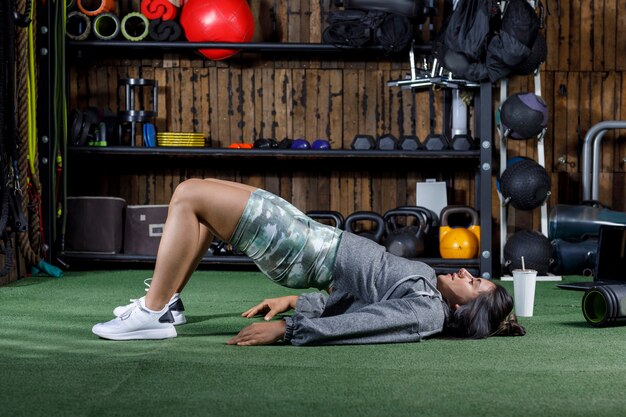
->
[123, 205, 169, 256]
[65, 196, 126, 253]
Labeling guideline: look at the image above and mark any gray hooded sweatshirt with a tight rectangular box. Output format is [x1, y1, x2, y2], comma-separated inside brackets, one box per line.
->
[283, 232, 448, 346]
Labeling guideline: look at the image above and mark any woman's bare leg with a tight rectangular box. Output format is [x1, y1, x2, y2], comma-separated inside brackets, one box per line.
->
[172, 180, 259, 292]
[145, 178, 257, 310]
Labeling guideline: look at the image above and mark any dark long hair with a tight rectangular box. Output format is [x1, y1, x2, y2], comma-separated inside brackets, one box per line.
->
[443, 284, 526, 339]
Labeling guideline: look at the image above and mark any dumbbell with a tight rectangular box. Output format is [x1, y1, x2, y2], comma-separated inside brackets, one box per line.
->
[423, 133, 449, 150]
[291, 138, 310, 149]
[351, 134, 375, 150]
[376, 134, 398, 150]
[253, 138, 278, 149]
[450, 134, 476, 150]
[398, 135, 421, 151]
[311, 139, 331, 150]
[278, 138, 293, 149]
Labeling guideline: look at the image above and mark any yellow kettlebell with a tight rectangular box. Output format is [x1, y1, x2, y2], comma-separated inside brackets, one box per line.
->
[439, 206, 481, 259]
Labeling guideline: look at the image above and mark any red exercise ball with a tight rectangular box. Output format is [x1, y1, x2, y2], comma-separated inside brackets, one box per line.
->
[180, 0, 254, 60]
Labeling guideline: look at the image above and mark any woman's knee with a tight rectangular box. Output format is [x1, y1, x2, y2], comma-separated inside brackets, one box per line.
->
[170, 179, 207, 208]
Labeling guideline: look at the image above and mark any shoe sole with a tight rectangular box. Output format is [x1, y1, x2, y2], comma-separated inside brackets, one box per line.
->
[92, 327, 177, 341]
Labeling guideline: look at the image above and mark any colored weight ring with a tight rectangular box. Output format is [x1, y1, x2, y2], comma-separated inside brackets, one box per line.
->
[93, 12, 121, 40]
[66, 11, 92, 40]
[77, 0, 115, 16]
[121, 12, 150, 41]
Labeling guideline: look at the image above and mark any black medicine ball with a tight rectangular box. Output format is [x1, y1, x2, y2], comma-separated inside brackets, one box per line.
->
[500, 93, 548, 139]
[500, 158, 551, 210]
[504, 230, 552, 275]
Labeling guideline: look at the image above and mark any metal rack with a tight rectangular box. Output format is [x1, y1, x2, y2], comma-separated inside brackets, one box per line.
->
[38, 9, 494, 278]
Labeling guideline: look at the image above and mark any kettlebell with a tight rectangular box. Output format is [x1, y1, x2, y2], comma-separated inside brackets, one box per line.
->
[306, 210, 345, 229]
[439, 206, 480, 259]
[391, 205, 440, 256]
[383, 209, 426, 258]
[344, 211, 385, 243]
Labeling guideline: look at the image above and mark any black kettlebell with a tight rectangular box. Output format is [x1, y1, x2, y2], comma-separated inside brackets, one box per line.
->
[306, 210, 345, 229]
[344, 211, 385, 243]
[383, 208, 426, 258]
[391, 205, 439, 256]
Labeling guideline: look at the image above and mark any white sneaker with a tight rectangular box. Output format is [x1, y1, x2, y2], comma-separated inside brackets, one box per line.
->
[114, 295, 187, 325]
[113, 278, 187, 326]
[93, 299, 177, 340]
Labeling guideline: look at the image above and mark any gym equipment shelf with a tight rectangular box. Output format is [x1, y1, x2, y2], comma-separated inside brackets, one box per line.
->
[39, 5, 494, 279]
[67, 40, 433, 54]
[68, 146, 481, 160]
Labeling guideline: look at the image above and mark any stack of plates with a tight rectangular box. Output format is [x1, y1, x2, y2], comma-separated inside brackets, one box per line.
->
[157, 132, 205, 147]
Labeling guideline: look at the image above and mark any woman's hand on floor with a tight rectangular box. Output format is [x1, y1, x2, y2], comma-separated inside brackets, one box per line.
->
[241, 295, 299, 320]
[227, 321, 287, 346]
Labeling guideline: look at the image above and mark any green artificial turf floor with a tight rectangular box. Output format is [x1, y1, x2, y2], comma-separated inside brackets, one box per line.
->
[1, 270, 626, 417]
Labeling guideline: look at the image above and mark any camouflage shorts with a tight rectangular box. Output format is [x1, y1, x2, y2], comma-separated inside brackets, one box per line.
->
[230, 189, 342, 290]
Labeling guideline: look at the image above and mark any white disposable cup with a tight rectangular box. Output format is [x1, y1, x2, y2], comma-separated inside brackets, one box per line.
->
[512, 269, 537, 317]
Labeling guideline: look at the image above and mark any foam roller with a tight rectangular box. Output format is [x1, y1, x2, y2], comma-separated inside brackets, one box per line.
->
[549, 204, 626, 240]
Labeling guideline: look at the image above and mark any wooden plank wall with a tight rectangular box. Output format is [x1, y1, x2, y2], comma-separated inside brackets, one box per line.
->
[67, 0, 626, 238]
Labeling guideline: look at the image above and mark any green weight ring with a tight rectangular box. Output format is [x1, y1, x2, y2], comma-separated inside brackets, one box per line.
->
[121, 12, 150, 42]
[93, 12, 121, 41]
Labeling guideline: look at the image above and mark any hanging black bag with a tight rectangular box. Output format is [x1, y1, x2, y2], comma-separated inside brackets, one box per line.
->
[375, 13, 414, 53]
[322, 9, 374, 48]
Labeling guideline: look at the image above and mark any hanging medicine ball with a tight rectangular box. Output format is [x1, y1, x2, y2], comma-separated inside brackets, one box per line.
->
[500, 93, 548, 139]
[503, 230, 552, 275]
[500, 158, 551, 210]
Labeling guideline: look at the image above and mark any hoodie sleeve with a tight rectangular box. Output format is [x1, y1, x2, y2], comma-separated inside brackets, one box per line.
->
[294, 292, 328, 319]
[283, 294, 445, 346]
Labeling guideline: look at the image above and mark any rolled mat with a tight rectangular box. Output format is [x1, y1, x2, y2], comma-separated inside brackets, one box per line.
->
[148, 18, 182, 41]
[121, 12, 150, 41]
[141, 0, 178, 21]
[66, 11, 92, 40]
[93, 12, 121, 40]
